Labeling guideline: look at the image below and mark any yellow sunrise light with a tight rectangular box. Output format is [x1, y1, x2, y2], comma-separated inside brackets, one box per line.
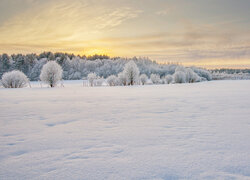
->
[81, 48, 112, 56]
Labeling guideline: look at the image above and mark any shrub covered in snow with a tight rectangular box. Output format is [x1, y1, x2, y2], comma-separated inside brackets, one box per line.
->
[1, 70, 29, 88]
[185, 68, 200, 83]
[40, 61, 63, 87]
[123, 61, 140, 85]
[174, 66, 203, 83]
[95, 77, 104, 86]
[191, 67, 212, 81]
[106, 75, 118, 86]
[165, 75, 173, 84]
[87, 73, 97, 86]
[173, 71, 186, 83]
[140, 74, 148, 85]
[118, 72, 127, 86]
[150, 74, 161, 84]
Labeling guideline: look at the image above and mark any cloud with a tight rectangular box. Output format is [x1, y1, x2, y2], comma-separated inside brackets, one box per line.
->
[0, 0, 250, 68]
[95, 7, 142, 30]
[156, 10, 168, 16]
[155, 8, 172, 16]
[92, 25, 250, 64]
[0, 0, 141, 42]
[155, 4, 175, 16]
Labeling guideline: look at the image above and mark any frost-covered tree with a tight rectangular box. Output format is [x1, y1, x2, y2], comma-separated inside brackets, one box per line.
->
[95, 77, 104, 86]
[150, 74, 161, 84]
[87, 72, 97, 86]
[123, 61, 140, 85]
[173, 71, 186, 83]
[106, 75, 118, 86]
[191, 67, 212, 81]
[118, 72, 127, 86]
[1, 70, 29, 88]
[173, 66, 187, 84]
[140, 74, 148, 85]
[40, 61, 62, 87]
[185, 68, 200, 83]
[165, 75, 173, 84]
[174, 66, 200, 83]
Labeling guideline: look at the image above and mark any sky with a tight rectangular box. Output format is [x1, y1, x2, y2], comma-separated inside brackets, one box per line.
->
[0, 0, 250, 68]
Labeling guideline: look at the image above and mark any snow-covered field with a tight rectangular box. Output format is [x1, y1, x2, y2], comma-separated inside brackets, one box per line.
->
[0, 80, 250, 179]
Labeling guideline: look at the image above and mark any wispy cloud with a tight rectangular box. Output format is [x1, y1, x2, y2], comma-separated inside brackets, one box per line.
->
[155, 7, 173, 16]
[0, 0, 141, 54]
[95, 7, 142, 30]
[0, 0, 250, 68]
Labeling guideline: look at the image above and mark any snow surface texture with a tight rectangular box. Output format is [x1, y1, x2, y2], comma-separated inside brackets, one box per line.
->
[0, 80, 250, 179]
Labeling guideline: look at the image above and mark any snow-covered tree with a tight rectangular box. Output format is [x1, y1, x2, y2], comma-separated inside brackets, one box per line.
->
[150, 74, 161, 84]
[191, 67, 212, 81]
[185, 68, 200, 83]
[40, 61, 63, 87]
[87, 72, 97, 86]
[165, 75, 173, 84]
[106, 75, 118, 86]
[123, 61, 140, 85]
[95, 77, 104, 86]
[1, 70, 29, 88]
[118, 72, 127, 86]
[140, 74, 148, 85]
[173, 71, 186, 83]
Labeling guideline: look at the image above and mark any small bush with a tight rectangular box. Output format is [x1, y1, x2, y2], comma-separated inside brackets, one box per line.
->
[1, 70, 29, 88]
[165, 75, 173, 84]
[107, 75, 118, 86]
[185, 68, 200, 83]
[150, 74, 161, 84]
[95, 77, 104, 86]
[87, 73, 97, 86]
[118, 72, 127, 86]
[173, 71, 186, 83]
[140, 74, 148, 85]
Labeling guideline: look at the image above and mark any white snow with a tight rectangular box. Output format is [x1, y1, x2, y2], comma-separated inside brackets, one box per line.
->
[0, 80, 250, 179]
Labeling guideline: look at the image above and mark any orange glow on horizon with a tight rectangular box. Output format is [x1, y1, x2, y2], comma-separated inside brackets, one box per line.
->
[78, 48, 113, 57]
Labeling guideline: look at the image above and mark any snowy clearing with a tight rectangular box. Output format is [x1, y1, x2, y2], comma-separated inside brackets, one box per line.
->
[0, 80, 250, 179]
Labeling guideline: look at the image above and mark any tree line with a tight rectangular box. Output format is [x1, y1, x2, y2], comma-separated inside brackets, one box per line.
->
[0, 52, 212, 81]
